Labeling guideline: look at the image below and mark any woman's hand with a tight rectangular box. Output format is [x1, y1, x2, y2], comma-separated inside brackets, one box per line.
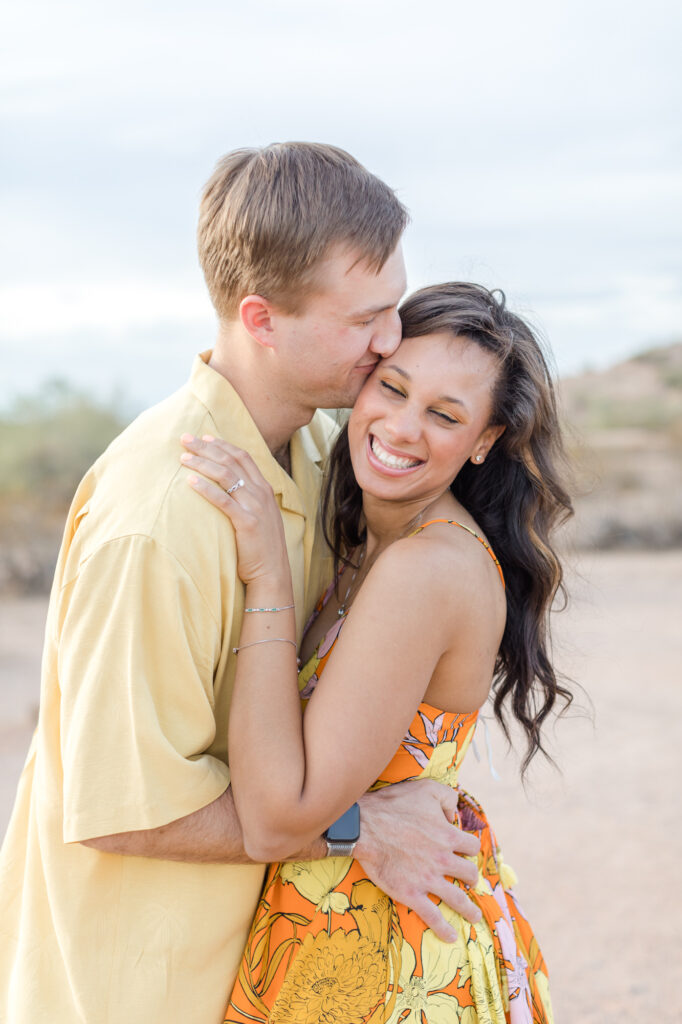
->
[180, 434, 289, 585]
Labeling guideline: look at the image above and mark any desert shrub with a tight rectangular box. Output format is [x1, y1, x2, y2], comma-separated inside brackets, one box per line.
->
[0, 380, 129, 514]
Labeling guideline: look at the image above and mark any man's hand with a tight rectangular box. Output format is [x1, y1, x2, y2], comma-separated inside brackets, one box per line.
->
[355, 780, 481, 942]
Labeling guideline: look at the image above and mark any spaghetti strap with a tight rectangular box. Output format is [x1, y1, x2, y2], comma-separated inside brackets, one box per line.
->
[410, 518, 505, 588]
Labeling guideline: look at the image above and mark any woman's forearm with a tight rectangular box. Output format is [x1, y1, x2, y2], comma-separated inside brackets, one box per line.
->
[227, 574, 318, 859]
[228, 547, 446, 861]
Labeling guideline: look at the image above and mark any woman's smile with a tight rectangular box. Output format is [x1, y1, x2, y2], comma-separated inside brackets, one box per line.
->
[367, 434, 424, 473]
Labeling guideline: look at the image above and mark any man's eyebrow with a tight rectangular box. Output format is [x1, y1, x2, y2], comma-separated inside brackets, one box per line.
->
[384, 364, 468, 408]
[349, 302, 396, 319]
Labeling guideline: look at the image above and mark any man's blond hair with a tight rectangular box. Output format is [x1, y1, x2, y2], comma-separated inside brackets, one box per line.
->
[197, 142, 408, 319]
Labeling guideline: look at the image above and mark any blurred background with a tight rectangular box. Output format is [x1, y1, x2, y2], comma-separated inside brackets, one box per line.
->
[1, 1, 681, 1020]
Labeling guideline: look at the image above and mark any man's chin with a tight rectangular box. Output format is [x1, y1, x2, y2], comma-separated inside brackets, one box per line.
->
[319, 388, 363, 413]
[344, 380, 371, 408]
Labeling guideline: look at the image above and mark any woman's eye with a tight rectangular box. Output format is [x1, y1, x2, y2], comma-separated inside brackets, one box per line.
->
[358, 317, 376, 327]
[432, 409, 458, 424]
[380, 381, 404, 397]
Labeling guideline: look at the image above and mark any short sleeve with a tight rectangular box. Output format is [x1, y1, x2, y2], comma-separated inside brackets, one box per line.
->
[58, 534, 230, 842]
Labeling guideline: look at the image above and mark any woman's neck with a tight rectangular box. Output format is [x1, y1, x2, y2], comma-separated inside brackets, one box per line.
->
[361, 490, 453, 559]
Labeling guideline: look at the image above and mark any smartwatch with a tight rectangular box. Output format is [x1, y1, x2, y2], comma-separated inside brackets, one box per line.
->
[324, 802, 360, 857]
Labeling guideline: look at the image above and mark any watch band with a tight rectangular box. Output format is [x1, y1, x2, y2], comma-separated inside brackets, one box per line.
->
[323, 802, 360, 857]
[325, 839, 357, 857]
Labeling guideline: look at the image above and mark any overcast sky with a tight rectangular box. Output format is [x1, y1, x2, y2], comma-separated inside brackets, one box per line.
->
[2, 0, 681, 410]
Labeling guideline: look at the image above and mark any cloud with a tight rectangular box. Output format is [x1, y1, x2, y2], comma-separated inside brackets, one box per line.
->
[0, 280, 213, 337]
[1, 0, 681, 404]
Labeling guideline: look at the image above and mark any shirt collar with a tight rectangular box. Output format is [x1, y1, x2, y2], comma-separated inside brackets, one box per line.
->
[188, 352, 325, 516]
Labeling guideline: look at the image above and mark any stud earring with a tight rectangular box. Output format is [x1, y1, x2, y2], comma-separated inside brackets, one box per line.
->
[474, 454, 483, 463]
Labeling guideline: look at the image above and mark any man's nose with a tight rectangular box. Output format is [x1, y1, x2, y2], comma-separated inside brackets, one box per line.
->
[370, 310, 402, 357]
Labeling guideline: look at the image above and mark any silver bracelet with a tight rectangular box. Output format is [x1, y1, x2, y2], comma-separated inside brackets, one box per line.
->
[244, 604, 295, 613]
[232, 638, 297, 654]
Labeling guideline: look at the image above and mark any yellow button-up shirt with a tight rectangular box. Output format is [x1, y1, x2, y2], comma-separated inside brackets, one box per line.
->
[0, 353, 337, 1023]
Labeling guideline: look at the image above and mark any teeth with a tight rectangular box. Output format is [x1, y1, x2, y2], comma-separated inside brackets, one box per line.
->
[371, 436, 421, 470]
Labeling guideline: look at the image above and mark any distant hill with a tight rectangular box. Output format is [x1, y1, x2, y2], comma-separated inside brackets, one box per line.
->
[559, 341, 682, 549]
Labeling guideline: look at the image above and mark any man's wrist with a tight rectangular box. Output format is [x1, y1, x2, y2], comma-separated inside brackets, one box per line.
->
[353, 791, 382, 864]
[281, 835, 327, 862]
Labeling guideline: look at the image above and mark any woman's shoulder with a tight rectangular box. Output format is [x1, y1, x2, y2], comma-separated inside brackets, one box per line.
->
[372, 525, 480, 598]
[374, 516, 504, 612]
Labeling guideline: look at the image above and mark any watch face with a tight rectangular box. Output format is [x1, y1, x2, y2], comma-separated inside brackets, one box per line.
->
[325, 803, 360, 843]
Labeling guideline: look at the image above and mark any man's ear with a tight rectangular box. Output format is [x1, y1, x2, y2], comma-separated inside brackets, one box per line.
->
[239, 294, 276, 349]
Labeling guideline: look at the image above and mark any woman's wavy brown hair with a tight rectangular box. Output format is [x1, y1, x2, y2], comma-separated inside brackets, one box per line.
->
[322, 282, 574, 769]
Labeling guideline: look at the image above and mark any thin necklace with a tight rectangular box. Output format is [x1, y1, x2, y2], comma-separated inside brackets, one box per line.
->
[336, 503, 431, 618]
[337, 546, 365, 617]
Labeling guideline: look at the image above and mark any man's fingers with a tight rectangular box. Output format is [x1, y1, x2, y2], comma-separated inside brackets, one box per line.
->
[441, 823, 480, 859]
[433, 789, 481, 857]
[444, 854, 479, 888]
[430, 879, 482, 925]
[454, 830, 481, 857]
[408, 896, 458, 943]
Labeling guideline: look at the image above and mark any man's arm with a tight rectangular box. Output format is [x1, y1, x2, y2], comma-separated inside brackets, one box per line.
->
[84, 779, 480, 942]
[82, 787, 326, 863]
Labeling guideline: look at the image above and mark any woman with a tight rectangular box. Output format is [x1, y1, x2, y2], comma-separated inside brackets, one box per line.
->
[181, 282, 572, 1023]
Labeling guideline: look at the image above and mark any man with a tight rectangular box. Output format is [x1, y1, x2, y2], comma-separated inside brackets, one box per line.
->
[0, 143, 480, 1023]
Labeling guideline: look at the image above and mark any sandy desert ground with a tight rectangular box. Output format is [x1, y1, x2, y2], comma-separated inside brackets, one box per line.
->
[1, 550, 681, 1022]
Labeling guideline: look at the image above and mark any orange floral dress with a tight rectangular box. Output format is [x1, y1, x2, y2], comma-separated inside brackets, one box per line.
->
[225, 523, 553, 1024]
